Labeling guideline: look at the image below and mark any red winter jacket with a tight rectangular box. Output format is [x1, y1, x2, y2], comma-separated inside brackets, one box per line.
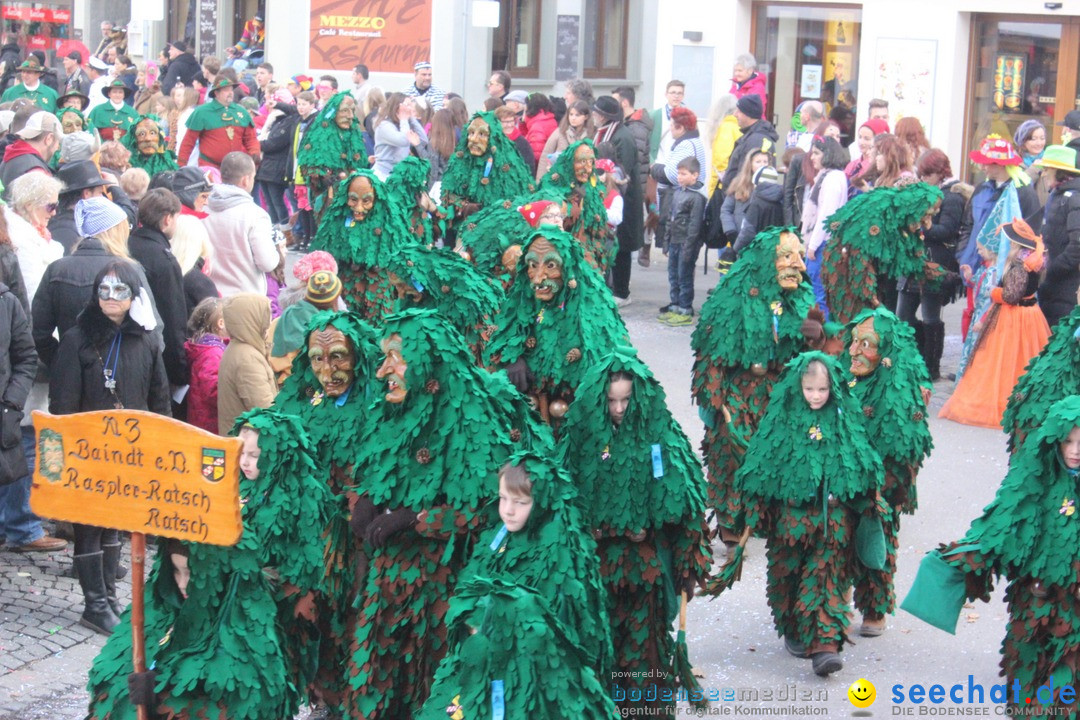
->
[521, 110, 558, 161]
[185, 335, 226, 434]
[730, 72, 769, 119]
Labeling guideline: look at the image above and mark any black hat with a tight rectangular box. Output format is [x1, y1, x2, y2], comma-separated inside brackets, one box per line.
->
[736, 94, 763, 119]
[58, 89, 90, 111]
[170, 166, 210, 209]
[209, 77, 238, 96]
[65, 50, 83, 64]
[101, 78, 134, 100]
[592, 96, 622, 123]
[169, 39, 188, 53]
[1058, 110, 1080, 132]
[57, 160, 109, 193]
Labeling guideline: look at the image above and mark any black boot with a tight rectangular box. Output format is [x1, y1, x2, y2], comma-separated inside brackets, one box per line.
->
[74, 551, 120, 634]
[101, 543, 124, 616]
[925, 321, 945, 381]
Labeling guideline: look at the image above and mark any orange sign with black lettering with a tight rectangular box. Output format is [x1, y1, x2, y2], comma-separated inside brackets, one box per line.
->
[30, 410, 242, 546]
[309, 0, 432, 73]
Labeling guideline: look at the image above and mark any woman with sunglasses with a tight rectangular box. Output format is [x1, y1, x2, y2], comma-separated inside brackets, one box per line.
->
[6, 172, 63, 303]
[49, 260, 170, 634]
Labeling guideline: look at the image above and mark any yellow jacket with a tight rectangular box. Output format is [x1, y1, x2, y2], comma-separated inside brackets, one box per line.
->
[709, 115, 741, 197]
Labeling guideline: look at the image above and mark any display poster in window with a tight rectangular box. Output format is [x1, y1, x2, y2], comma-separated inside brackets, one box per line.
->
[874, 37, 937, 133]
[800, 64, 822, 100]
[826, 18, 853, 47]
[309, 0, 432, 73]
[993, 54, 1025, 113]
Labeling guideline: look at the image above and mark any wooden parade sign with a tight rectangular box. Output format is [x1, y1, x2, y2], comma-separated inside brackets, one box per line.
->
[30, 410, 243, 546]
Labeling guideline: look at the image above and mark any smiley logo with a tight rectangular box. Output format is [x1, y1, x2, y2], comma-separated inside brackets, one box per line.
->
[848, 678, 876, 708]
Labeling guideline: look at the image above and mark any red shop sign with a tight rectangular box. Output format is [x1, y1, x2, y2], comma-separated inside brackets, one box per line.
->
[27, 35, 47, 48]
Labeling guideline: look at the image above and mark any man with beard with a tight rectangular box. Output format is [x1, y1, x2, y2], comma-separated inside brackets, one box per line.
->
[296, 91, 369, 216]
[121, 114, 178, 176]
[485, 227, 629, 431]
[178, 77, 259, 169]
[343, 308, 545, 719]
[691, 227, 819, 553]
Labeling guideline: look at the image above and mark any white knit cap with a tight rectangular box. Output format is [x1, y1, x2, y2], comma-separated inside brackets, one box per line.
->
[74, 196, 126, 238]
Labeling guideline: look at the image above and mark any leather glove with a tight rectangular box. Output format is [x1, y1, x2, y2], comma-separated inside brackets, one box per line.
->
[504, 357, 534, 394]
[349, 496, 378, 540]
[682, 573, 699, 599]
[365, 508, 417, 548]
[127, 670, 157, 707]
[800, 307, 827, 350]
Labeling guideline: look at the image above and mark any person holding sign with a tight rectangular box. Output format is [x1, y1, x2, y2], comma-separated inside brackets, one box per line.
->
[49, 260, 170, 633]
[86, 408, 334, 720]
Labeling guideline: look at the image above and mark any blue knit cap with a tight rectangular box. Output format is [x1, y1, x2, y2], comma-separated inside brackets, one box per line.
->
[74, 196, 127, 238]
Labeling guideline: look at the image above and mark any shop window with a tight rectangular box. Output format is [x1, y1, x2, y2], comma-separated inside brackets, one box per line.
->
[492, 0, 541, 79]
[752, 3, 861, 148]
[583, 0, 628, 79]
[1, 2, 72, 68]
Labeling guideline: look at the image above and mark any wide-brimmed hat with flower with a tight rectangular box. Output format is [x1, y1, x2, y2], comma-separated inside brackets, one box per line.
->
[969, 134, 1022, 166]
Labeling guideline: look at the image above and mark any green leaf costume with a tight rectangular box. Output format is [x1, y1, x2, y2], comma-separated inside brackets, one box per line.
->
[558, 347, 711, 710]
[1003, 306, 1080, 452]
[296, 91, 369, 206]
[421, 450, 614, 691]
[121, 114, 180, 177]
[417, 579, 620, 720]
[731, 352, 883, 653]
[842, 307, 934, 621]
[272, 310, 378, 705]
[691, 227, 815, 538]
[385, 155, 439, 244]
[309, 170, 419, 323]
[343, 308, 549, 719]
[440, 111, 535, 235]
[821, 183, 944, 324]
[86, 408, 334, 720]
[484, 227, 629, 402]
[456, 199, 536, 285]
[932, 396, 1080, 714]
[537, 139, 613, 272]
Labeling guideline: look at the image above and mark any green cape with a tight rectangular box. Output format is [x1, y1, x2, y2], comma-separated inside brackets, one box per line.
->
[87, 101, 139, 133]
[122, 113, 179, 175]
[183, 98, 254, 131]
[440, 111, 535, 212]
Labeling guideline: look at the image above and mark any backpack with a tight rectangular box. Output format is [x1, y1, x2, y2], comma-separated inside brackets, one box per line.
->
[700, 177, 726, 249]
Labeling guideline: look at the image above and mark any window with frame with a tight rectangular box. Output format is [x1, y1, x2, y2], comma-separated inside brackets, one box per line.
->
[492, 0, 541, 79]
[583, 0, 628, 78]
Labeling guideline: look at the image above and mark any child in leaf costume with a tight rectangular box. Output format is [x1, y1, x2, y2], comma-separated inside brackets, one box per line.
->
[309, 170, 418, 323]
[122, 114, 179, 177]
[441, 111, 535, 237]
[691, 227, 816, 548]
[484, 227, 629, 427]
[842, 307, 933, 636]
[297, 91, 369, 214]
[343, 308, 545, 719]
[417, 451, 617, 720]
[272, 310, 377, 709]
[559, 346, 711, 711]
[1004, 306, 1080, 452]
[538, 139, 613, 272]
[383, 243, 504, 364]
[821, 183, 944, 324]
[722, 352, 884, 677]
[86, 409, 334, 720]
[912, 396, 1080, 715]
[385, 155, 442, 245]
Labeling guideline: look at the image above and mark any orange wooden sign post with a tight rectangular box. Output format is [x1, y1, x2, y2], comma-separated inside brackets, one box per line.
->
[30, 410, 243, 720]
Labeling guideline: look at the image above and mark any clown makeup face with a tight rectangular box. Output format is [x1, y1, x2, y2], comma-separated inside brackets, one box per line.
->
[801, 361, 831, 410]
[467, 117, 490, 157]
[238, 428, 261, 480]
[335, 96, 356, 129]
[134, 119, 161, 154]
[60, 112, 83, 134]
[849, 318, 882, 377]
[346, 175, 376, 222]
[1061, 426, 1080, 469]
[498, 475, 534, 533]
[538, 203, 564, 226]
[774, 231, 806, 291]
[573, 144, 595, 184]
[376, 333, 408, 403]
[607, 376, 633, 427]
[524, 237, 564, 302]
[308, 327, 356, 398]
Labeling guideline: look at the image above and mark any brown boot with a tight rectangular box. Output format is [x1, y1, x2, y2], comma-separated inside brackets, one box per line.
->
[638, 243, 651, 267]
[859, 614, 886, 637]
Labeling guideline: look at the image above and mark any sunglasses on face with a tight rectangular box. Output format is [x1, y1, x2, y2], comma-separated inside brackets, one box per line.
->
[44, 203, 58, 213]
[97, 282, 132, 301]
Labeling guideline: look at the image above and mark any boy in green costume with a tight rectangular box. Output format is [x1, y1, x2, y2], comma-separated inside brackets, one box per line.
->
[909, 396, 1080, 715]
[538, 139, 612, 273]
[718, 352, 884, 677]
[691, 227, 817, 550]
[122, 114, 179, 177]
[342, 308, 546, 719]
[86, 409, 334, 720]
[272, 310, 377, 711]
[441, 111, 534, 237]
[485, 227, 629, 427]
[843, 307, 934, 637]
[297, 91, 369, 215]
[559, 346, 711, 712]
[308, 170, 418, 323]
[418, 451, 618, 720]
[821, 182, 944, 324]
